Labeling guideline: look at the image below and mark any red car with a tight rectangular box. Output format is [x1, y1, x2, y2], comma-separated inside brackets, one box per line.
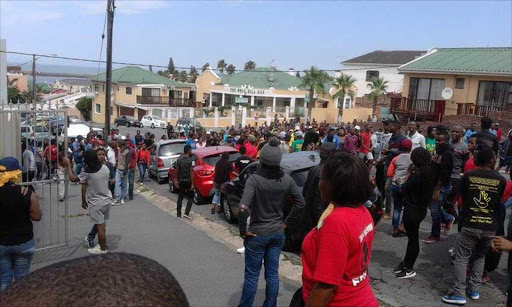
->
[168, 146, 240, 204]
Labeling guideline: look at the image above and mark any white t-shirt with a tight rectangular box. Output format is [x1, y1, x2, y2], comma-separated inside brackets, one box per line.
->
[407, 131, 426, 150]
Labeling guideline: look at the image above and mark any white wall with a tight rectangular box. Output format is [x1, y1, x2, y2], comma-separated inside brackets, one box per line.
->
[337, 64, 404, 97]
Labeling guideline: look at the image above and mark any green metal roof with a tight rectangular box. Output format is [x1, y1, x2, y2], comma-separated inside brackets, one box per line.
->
[398, 48, 512, 75]
[218, 67, 303, 90]
[91, 66, 195, 87]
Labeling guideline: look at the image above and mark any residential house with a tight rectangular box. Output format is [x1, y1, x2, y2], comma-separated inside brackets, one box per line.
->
[7, 72, 28, 92]
[53, 78, 92, 93]
[90, 66, 196, 124]
[395, 47, 512, 120]
[340, 50, 426, 99]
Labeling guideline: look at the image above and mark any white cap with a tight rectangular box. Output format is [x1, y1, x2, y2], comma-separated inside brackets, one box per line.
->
[206, 131, 211, 135]
[355, 125, 361, 130]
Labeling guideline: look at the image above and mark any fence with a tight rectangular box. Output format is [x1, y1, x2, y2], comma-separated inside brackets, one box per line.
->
[0, 102, 69, 251]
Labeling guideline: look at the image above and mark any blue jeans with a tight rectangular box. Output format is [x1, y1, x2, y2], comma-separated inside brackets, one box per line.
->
[127, 169, 135, 199]
[115, 169, 127, 201]
[138, 163, 147, 183]
[88, 224, 98, 242]
[212, 185, 221, 205]
[239, 232, 285, 307]
[430, 185, 454, 238]
[391, 184, 404, 228]
[0, 239, 35, 291]
[74, 162, 83, 176]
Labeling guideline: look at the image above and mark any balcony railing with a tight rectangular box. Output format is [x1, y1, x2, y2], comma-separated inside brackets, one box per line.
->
[390, 97, 443, 121]
[456, 103, 512, 117]
[136, 96, 194, 107]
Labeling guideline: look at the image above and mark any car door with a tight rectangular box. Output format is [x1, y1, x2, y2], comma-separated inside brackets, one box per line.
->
[120, 116, 127, 125]
[225, 163, 258, 216]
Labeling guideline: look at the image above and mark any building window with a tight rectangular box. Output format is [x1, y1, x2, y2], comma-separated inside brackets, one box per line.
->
[95, 103, 101, 114]
[366, 70, 380, 82]
[408, 77, 445, 100]
[102, 84, 105, 92]
[94, 84, 99, 92]
[455, 78, 465, 89]
[344, 98, 351, 109]
[477, 81, 512, 107]
[126, 87, 132, 95]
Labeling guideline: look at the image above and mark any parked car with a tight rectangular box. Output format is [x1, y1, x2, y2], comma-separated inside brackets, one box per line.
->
[114, 115, 141, 127]
[62, 124, 102, 139]
[48, 117, 66, 134]
[140, 115, 167, 129]
[21, 125, 52, 142]
[168, 146, 240, 204]
[148, 139, 187, 183]
[68, 115, 82, 124]
[176, 117, 202, 132]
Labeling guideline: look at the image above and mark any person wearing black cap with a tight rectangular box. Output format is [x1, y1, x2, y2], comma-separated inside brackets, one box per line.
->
[175, 145, 196, 219]
[238, 138, 305, 307]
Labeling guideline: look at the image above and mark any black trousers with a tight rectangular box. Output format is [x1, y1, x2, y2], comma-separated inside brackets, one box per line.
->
[376, 163, 386, 197]
[403, 206, 426, 269]
[22, 171, 35, 191]
[177, 181, 194, 216]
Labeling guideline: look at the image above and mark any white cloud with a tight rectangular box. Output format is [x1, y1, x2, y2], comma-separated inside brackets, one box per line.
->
[74, 0, 171, 16]
[0, 1, 64, 27]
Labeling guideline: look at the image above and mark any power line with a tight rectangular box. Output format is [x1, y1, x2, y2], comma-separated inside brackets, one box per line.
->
[1, 50, 397, 74]
[96, 3, 108, 77]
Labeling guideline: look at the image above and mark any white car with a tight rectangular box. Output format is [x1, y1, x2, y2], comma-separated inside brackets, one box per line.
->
[140, 115, 167, 129]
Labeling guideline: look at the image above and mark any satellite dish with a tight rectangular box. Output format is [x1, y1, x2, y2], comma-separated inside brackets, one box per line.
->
[442, 87, 454, 100]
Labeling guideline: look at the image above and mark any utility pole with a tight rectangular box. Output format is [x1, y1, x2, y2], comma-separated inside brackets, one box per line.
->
[104, 0, 115, 139]
[32, 54, 36, 109]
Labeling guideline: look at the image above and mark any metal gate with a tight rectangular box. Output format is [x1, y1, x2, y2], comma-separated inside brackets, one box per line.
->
[0, 102, 69, 251]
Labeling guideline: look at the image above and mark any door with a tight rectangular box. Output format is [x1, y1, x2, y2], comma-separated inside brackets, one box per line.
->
[138, 109, 147, 120]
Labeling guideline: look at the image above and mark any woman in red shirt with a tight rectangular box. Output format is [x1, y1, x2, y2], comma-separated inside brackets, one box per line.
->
[301, 152, 378, 307]
[136, 143, 150, 184]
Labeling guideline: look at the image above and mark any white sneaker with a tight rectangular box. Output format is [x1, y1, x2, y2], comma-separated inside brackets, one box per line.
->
[183, 214, 191, 220]
[237, 247, 245, 254]
[140, 182, 144, 185]
[88, 245, 108, 254]
[120, 199, 125, 205]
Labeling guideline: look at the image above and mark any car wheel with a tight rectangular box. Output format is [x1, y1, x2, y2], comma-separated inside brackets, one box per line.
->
[151, 124, 155, 129]
[126, 122, 130, 127]
[193, 190, 204, 205]
[222, 196, 235, 223]
[140, 123, 144, 128]
[115, 121, 119, 127]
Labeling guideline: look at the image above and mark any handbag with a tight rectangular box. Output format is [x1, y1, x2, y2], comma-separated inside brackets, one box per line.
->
[289, 287, 305, 307]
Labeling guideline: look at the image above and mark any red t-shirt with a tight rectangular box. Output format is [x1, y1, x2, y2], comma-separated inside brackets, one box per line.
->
[463, 156, 476, 173]
[245, 143, 258, 159]
[301, 206, 378, 307]
[359, 132, 371, 154]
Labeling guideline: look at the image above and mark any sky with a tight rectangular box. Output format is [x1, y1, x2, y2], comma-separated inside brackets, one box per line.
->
[1, 0, 511, 74]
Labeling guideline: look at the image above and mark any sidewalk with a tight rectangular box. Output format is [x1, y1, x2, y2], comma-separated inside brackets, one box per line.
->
[31, 184, 297, 307]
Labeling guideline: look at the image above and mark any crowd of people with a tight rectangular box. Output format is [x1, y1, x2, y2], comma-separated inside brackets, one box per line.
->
[1, 115, 511, 307]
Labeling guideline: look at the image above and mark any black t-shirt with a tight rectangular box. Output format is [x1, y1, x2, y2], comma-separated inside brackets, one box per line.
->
[402, 171, 433, 210]
[0, 184, 33, 245]
[235, 155, 253, 173]
[460, 168, 506, 231]
[214, 160, 233, 184]
[176, 155, 196, 182]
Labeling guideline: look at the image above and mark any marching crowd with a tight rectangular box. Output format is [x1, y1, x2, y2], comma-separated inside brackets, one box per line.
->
[1, 115, 512, 307]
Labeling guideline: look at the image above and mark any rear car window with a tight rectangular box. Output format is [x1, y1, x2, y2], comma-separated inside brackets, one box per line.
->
[203, 152, 240, 166]
[34, 126, 49, 133]
[159, 143, 186, 156]
[290, 169, 310, 188]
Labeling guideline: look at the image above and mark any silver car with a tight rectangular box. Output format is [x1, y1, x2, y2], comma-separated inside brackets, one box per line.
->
[148, 139, 187, 183]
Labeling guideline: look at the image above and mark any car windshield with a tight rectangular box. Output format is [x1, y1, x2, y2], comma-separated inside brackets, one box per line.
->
[290, 169, 310, 188]
[203, 152, 240, 166]
[34, 126, 49, 133]
[126, 116, 136, 120]
[159, 143, 185, 156]
[152, 116, 163, 121]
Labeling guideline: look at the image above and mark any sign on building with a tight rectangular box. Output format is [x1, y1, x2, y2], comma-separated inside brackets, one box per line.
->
[235, 97, 249, 104]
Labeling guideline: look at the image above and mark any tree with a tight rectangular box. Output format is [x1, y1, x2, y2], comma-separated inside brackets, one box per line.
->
[201, 62, 210, 72]
[178, 70, 188, 83]
[333, 74, 356, 122]
[157, 70, 166, 76]
[149, 65, 153, 72]
[299, 66, 332, 115]
[226, 64, 236, 75]
[76, 97, 92, 121]
[188, 66, 199, 82]
[168, 57, 175, 75]
[217, 59, 227, 74]
[295, 71, 300, 78]
[368, 77, 389, 118]
[244, 61, 256, 71]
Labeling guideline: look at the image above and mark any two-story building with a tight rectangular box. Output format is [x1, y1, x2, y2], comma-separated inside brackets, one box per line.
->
[53, 78, 92, 93]
[91, 66, 196, 124]
[394, 47, 512, 120]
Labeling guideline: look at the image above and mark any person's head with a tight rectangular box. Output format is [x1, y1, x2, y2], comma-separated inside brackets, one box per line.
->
[161, 135, 167, 140]
[382, 119, 390, 133]
[77, 135, 84, 142]
[508, 129, 512, 139]
[319, 142, 336, 162]
[468, 135, 477, 153]
[183, 145, 192, 156]
[474, 147, 496, 169]
[50, 139, 57, 146]
[400, 139, 413, 153]
[295, 131, 303, 139]
[427, 126, 436, 138]
[365, 124, 371, 132]
[109, 140, 117, 149]
[136, 130, 141, 135]
[410, 147, 431, 170]
[354, 125, 361, 134]
[221, 151, 229, 161]
[259, 138, 283, 167]
[0, 157, 22, 187]
[408, 121, 417, 134]
[118, 139, 126, 149]
[338, 128, 346, 137]
[481, 117, 493, 131]
[435, 132, 450, 149]
[388, 121, 400, 134]
[96, 148, 106, 164]
[0, 253, 189, 307]
[328, 128, 335, 136]
[451, 125, 464, 142]
[319, 152, 371, 207]
[470, 122, 476, 131]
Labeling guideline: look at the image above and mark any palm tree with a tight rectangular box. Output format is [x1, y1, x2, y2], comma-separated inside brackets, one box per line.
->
[217, 59, 227, 74]
[299, 66, 332, 116]
[201, 62, 210, 72]
[368, 77, 389, 118]
[226, 64, 236, 75]
[244, 61, 256, 71]
[333, 74, 356, 122]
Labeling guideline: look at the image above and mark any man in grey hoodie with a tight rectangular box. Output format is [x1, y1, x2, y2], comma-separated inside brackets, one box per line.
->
[238, 137, 305, 307]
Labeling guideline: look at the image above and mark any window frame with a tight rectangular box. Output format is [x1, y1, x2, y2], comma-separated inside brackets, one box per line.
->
[408, 77, 446, 101]
[476, 80, 512, 107]
[95, 103, 101, 114]
[125, 87, 133, 95]
[455, 78, 465, 89]
[365, 70, 380, 82]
